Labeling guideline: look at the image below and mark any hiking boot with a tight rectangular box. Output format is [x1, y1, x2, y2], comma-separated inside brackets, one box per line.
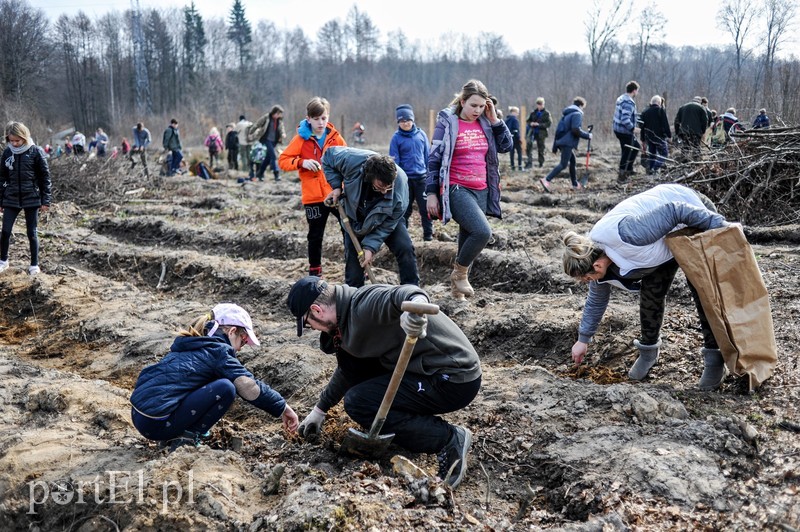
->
[629, 338, 662, 380]
[450, 263, 474, 299]
[159, 436, 198, 452]
[28, 265, 40, 276]
[539, 178, 552, 193]
[698, 348, 728, 391]
[437, 425, 473, 489]
[423, 234, 433, 242]
[0, 260, 8, 273]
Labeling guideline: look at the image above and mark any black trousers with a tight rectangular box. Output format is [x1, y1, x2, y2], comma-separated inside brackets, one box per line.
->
[305, 202, 341, 270]
[344, 372, 481, 453]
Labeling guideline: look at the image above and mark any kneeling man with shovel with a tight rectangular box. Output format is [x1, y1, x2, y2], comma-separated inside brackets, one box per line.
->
[287, 276, 481, 489]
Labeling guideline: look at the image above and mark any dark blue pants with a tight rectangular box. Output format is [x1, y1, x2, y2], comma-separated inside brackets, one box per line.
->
[131, 379, 236, 441]
[344, 373, 481, 453]
[257, 140, 278, 178]
[168, 149, 183, 175]
[647, 140, 669, 171]
[544, 147, 577, 186]
[1, 207, 39, 265]
[343, 222, 419, 288]
[509, 137, 522, 169]
[403, 177, 432, 240]
[615, 131, 640, 172]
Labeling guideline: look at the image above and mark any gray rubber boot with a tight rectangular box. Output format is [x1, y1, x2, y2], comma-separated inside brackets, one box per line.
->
[629, 338, 662, 380]
[698, 348, 728, 391]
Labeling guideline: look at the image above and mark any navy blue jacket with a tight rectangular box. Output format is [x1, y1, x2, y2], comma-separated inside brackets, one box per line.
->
[130, 330, 286, 419]
[389, 125, 429, 179]
[505, 115, 521, 141]
[553, 105, 591, 150]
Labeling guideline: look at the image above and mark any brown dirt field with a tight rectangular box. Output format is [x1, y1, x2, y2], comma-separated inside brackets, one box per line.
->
[0, 145, 797, 531]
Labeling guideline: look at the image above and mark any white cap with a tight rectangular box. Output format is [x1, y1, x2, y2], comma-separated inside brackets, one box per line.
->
[208, 303, 260, 346]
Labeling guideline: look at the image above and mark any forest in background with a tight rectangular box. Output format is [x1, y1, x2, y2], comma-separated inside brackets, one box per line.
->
[0, 0, 798, 147]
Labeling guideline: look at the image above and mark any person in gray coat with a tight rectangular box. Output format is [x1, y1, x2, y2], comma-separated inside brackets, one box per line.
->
[561, 184, 734, 390]
[322, 146, 419, 288]
[287, 276, 481, 489]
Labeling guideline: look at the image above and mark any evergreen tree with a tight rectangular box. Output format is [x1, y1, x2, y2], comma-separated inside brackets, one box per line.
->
[182, 1, 206, 81]
[227, 0, 252, 70]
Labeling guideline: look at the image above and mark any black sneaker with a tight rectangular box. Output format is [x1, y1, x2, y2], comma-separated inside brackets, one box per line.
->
[436, 425, 472, 489]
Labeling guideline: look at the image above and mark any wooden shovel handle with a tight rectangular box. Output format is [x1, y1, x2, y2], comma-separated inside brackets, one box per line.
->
[367, 301, 440, 438]
[336, 202, 377, 284]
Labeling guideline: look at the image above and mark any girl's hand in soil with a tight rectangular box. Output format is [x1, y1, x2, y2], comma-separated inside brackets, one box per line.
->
[282, 405, 299, 433]
[572, 341, 588, 366]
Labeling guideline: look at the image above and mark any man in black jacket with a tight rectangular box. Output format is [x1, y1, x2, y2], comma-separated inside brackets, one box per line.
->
[674, 97, 708, 159]
[287, 276, 481, 489]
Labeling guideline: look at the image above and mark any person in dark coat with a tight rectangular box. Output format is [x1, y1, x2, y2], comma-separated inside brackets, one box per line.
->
[505, 106, 522, 171]
[130, 303, 299, 449]
[674, 97, 708, 159]
[752, 108, 770, 129]
[225, 123, 239, 170]
[0, 122, 51, 276]
[287, 276, 481, 489]
[540, 97, 592, 192]
[526, 97, 552, 168]
[640, 95, 672, 175]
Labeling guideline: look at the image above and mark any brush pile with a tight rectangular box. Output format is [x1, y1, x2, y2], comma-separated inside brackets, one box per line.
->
[667, 126, 800, 225]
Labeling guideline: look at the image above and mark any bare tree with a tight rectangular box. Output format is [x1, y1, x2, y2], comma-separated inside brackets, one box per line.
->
[633, 8, 666, 78]
[585, 0, 632, 75]
[345, 6, 380, 63]
[316, 20, 347, 64]
[0, 0, 51, 102]
[718, 0, 759, 81]
[762, 0, 797, 94]
[476, 32, 512, 63]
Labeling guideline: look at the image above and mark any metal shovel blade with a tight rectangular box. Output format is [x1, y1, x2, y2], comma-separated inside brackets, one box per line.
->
[340, 426, 395, 457]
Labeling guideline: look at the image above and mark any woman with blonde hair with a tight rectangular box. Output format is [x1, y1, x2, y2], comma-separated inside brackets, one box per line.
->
[426, 79, 512, 299]
[562, 184, 733, 390]
[204, 126, 224, 167]
[1, 121, 51, 276]
[130, 303, 299, 450]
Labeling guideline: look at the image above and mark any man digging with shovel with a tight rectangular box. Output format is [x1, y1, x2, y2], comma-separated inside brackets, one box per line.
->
[287, 276, 482, 489]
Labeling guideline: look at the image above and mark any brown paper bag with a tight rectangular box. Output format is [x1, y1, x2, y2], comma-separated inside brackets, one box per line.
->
[665, 225, 777, 391]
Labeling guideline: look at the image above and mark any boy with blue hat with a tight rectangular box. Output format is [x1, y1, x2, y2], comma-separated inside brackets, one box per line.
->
[390, 104, 433, 241]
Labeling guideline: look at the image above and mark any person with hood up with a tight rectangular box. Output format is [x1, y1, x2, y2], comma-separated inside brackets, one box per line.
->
[539, 97, 592, 193]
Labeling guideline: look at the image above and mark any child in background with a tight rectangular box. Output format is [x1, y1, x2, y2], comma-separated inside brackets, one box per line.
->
[389, 104, 432, 241]
[0, 121, 52, 276]
[279, 96, 347, 277]
[225, 124, 239, 171]
[204, 127, 224, 168]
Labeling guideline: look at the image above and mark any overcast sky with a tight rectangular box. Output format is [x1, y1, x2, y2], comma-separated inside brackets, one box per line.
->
[30, 0, 800, 58]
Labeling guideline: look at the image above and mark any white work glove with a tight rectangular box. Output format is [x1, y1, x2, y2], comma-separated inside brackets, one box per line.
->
[400, 295, 429, 339]
[298, 406, 326, 442]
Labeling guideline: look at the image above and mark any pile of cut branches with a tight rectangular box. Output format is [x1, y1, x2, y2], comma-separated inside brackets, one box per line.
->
[49, 156, 157, 207]
[666, 126, 800, 225]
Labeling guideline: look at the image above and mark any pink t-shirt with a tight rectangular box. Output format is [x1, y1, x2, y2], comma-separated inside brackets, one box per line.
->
[449, 119, 488, 190]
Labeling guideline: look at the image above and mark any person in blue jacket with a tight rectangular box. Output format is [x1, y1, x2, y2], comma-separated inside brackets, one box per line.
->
[540, 97, 592, 193]
[389, 104, 432, 242]
[130, 303, 299, 448]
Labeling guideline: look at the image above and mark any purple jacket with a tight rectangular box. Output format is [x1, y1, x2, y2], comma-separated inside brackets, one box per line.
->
[426, 107, 512, 224]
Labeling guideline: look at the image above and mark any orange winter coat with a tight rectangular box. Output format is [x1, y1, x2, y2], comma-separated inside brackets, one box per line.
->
[279, 121, 346, 205]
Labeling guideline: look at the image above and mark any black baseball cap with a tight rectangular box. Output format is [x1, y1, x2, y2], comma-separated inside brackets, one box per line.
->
[287, 276, 327, 337]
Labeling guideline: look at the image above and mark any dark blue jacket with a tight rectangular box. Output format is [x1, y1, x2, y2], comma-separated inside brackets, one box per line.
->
[130, 330, 286, 419]
[389, 125, 429, 179]
[1, 145, 52, 209]
[553, 105, 591, 150]
[505, 115, 521, 141]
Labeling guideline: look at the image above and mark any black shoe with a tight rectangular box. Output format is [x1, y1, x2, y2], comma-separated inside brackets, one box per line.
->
[423, 235, 433, 242]
[437, 425, 472, 489]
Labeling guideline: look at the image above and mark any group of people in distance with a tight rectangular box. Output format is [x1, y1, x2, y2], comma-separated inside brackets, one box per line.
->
[2, 76, 752, 491]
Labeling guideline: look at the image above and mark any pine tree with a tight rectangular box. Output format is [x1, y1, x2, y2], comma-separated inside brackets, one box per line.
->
[227, 0, 252, 70]
[182, 2, 206, 81]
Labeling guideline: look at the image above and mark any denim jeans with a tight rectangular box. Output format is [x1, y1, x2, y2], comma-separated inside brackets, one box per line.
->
[344, 373, 481, 453]
[647, 140, 669, 171]
[544, 147, 577, 186]
[168, 149, 183, 175]
[448, 184, 492, 266]
[1, 207, 39, 264]
[343, 221, 419, 288]
[257, 140, 278, 178]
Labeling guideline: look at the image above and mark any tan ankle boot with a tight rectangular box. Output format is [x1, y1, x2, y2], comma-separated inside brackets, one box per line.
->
[450, 263, 474, 299]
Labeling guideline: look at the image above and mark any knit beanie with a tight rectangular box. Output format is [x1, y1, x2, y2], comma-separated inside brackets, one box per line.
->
[396, 104, 414, 123]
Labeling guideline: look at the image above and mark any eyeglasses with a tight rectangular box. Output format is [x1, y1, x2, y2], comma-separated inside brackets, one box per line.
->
[303, 308, 313, 329]
[398, 119, 413, 123]
[372, 181, 393, 194]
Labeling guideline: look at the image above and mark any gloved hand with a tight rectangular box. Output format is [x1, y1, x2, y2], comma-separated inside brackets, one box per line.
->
[298, 406, 326, 442]
[400, 295, 429, 339]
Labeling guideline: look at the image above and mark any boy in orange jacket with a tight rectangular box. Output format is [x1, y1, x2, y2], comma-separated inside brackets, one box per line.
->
[279, 97, 347, 277]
